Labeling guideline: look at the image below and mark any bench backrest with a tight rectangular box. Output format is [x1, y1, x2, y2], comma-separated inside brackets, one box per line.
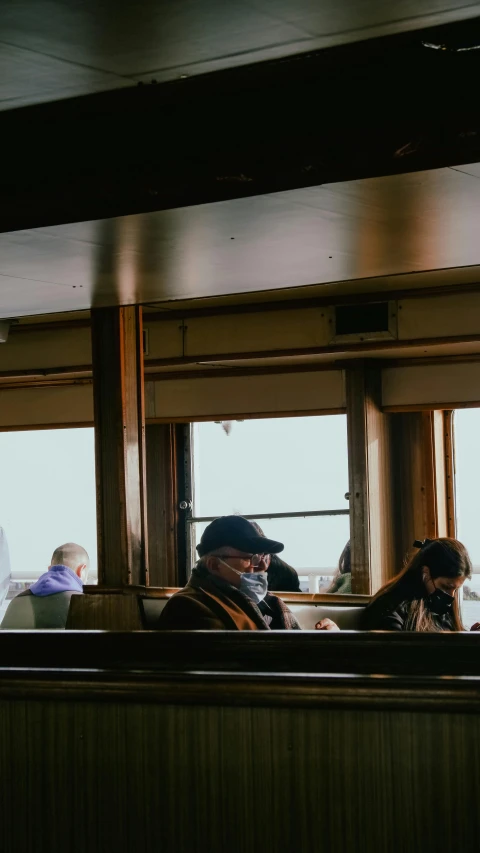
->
[141, 597, 366, 630]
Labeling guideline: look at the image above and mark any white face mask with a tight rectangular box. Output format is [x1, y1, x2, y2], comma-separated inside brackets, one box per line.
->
[217, 558, 269, 604]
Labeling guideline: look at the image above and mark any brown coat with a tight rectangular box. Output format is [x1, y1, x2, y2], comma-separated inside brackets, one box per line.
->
[158, 569, 299, 630]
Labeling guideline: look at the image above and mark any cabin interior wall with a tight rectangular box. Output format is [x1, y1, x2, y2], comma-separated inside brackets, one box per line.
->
[145, 423, 179, 587]
[0, 693, 477, 853]
[346, 364, 395, 594]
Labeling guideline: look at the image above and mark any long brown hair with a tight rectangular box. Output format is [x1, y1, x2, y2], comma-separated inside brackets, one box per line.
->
[370, 538, 472, 631]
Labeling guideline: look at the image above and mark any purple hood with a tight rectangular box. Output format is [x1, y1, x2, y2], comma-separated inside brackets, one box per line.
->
[29, 564, 83, 597]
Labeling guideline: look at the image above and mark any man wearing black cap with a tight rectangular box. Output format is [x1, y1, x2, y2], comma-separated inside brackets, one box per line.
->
[158, 515, 300, 630]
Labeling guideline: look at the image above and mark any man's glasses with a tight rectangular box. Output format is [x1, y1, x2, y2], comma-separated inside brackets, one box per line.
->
[216, 553, 270, 568]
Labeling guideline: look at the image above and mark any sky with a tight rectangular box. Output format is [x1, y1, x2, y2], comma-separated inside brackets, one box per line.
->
[0, 428, 97, 577]
[0, 409, 478, 579]
[453, 409, 480, 566]
[193, 415, 350, 569]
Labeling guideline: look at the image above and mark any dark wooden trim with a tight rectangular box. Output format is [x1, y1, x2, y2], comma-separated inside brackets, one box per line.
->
[145, 425, 179, 586]
[346, 364, 395, 594]
[383, 401, 480, 412]
[91, 306, 148, 586]
[346, 367, 370, 594]
[145, 362, 346, 382]
[144, 333, 480, 369]
[444, 410, 457, 538]
[0, 670, 479, 712]
[9, 319, 91, 335]
[383, 352, 480, 369]
[0, 631, 479, 678]
[0, 360, 344, 386]
[83, 586, 370, 606]
[0, 379, 92, 391]
[8, 280, 480, 337]
[146, 281, 480, 323]
[0, 364, 91, 379]
[147, 408, 347, 424]
[136, 307, 149, 585]
[0, 421, 94, 432]
[3, 17, 480, 232]
[3, 331, 480, 390]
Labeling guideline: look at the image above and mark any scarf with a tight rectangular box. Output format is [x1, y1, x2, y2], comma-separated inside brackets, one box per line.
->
[191, 565, 300, 630]
[29, 564, 83, 597]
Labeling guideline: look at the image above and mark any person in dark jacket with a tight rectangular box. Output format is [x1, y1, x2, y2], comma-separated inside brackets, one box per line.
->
[1, 542, 89, 629]
[266, 554, 301, 592]
[361, 537, 472, 632]
[158, 516, 300, 630]
[249, 523, 301, 592]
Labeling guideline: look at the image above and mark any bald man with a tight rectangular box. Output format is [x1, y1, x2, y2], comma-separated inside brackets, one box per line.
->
[1, 542, 89, 630]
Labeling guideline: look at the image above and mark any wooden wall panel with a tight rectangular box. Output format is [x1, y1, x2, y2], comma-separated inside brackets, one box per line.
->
[151, 369, 345, 421]
[389, 410, 452, 572]
[184, 308, 330, 356]
[0, 695, 478, 853]
[145, 424, 179, 587]
[346, 365, 395, 594]
[91, 306, 148, 587]
[0, 385, 93, 428]
[398, 292, 480, 339]
[0, 327, 91, 371]
[383, 361, 480, 408]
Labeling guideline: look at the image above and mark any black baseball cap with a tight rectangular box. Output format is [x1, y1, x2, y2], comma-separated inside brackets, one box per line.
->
[197, 515, 284, 557]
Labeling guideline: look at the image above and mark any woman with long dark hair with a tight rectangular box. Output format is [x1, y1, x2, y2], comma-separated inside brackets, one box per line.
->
[361, 537, 472, 631]
[326, 540, 351, 594]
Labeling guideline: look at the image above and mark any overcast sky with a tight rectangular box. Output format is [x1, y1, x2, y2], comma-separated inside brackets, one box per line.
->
[0, 409, 478, 576]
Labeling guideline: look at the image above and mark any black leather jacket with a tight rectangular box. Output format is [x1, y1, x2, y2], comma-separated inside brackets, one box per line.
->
[361, 595, 454, 631]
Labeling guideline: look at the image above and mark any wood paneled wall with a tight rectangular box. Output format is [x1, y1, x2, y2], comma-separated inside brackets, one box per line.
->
[145, 424, 179, 587]
[347, 365, 395, 594]
[0, 643, 479, 853]
[389, 410, 453, 573]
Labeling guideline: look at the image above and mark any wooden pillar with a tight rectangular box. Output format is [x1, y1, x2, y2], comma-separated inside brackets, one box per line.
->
[346, 363, 395, 595]
[390, 409, 455, 570]
[145, 423, 179, 587]
[91, 306, 148, 586]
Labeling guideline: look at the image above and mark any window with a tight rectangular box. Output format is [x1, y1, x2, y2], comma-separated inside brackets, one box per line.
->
[453, 409, 480, 628]
[0, 428, 97, 620]
[188, 415, 350, 592]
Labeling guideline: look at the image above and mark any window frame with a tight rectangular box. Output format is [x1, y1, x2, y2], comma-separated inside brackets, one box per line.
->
[180, 418, 350, 588]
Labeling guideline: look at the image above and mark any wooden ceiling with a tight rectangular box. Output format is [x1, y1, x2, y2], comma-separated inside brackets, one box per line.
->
[0, 0, 478, 110]
[2, 166, 480, 318]
[1, 7, 480, 319]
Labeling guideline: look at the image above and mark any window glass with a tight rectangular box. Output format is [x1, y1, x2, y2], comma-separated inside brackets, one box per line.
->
[193, 415, 349, 517]
[0, 428, 97, 619]
[191, 415, 350, 592]
[191, 514, 350, 592]
[453, 409, 480, 628]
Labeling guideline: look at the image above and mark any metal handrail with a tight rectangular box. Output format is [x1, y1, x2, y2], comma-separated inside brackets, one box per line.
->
[187, 509, 349, 523]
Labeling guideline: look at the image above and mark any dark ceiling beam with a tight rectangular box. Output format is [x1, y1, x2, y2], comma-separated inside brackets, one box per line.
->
[1, 17, 480, 232]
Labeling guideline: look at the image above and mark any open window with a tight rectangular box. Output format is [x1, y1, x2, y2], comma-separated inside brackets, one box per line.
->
[0, 427, 98, 621]
[453, 408, 480, 629]
[184, 414, 350, 592]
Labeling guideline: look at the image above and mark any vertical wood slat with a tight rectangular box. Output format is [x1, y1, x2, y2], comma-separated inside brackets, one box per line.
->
[432, 410, 448, 537]
[390, 413, 430, 571]
[389, 409, 454, 575]
[444, 410, 457, 538]
[346, 364, 395, 595]
[146, 423, 179, 587]
[91, 306, 148, 587]
[346, 367, 369, 594]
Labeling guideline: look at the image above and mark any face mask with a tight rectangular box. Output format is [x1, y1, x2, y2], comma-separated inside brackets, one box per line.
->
[426, 584, 454, 616]
[217, 558, 269, 604]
